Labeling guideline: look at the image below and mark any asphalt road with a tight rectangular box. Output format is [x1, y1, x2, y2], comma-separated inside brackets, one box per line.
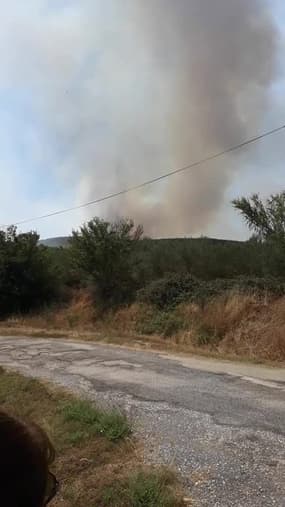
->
[0, 336, 285, 506]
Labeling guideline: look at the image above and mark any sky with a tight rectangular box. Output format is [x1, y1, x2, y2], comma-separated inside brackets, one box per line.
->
[0, 0, 285, 240]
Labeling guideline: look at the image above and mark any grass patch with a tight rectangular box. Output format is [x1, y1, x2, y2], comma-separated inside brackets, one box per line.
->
[0, 369, 184, 506]
[60, 399, 130, 442]
[102, 469, 182, 507]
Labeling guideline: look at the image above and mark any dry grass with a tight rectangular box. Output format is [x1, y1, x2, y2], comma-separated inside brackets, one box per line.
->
[175, 294, 285, 362]
[201, 293, 256, 337]
[1, 290, 285, 363]
[218, 297, 285, 361]
[6, 290, 97, 331]
[0, 369, 184, 506]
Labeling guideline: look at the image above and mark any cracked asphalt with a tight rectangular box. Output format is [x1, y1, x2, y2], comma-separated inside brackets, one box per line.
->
[0, 336, 284, 506]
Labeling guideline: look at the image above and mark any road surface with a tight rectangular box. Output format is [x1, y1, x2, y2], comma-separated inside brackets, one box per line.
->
[0, 336, 284, 506]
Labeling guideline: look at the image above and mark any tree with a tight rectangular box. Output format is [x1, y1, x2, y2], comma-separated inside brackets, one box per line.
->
[233, 192, 285, 277]
[232, 192, 285, 241]
[70, 218, 143, 308]
[0, 226, 59, 317]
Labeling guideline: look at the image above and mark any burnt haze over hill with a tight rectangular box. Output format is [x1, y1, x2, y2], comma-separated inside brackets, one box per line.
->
[40, 236, 243, 248]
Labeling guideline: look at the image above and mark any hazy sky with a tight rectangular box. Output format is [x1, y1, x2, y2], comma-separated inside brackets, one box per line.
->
[0, 0, 284, 240]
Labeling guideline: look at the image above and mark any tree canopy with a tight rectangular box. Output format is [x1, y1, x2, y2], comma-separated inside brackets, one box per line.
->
[232, 192, 285, 241]
[70, 218, 143, 307]
[0, 226, 59, 317]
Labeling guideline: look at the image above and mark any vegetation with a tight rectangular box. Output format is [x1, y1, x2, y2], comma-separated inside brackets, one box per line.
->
[233, 191, 285, 241]
[0, 369, 184, 506]
[102, 470, 180, 507]
[135, 237, 263, 281]
[139, 274, 200, 310]
[60, 399, 130, 442]
[1, 191, 285, 362]
[3, 289, 285, 361]
[139, 274, 285, 310]
[0, 226, 60, 318]
[233, 192, 285, 277]
[70, 217, 143, 308]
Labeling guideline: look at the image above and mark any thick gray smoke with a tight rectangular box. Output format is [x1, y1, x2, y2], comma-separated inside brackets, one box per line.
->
[105, 0, 278, 236]
[1, 0, 279, 237]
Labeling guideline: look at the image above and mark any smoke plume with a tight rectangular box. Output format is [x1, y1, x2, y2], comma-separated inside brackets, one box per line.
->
[1, 0, 280, 236]
[115, 0, 279, 236]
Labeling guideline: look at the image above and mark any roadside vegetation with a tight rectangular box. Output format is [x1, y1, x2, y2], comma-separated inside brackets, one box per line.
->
[0, 368, 184, 506]
[1, 191, 285, 363]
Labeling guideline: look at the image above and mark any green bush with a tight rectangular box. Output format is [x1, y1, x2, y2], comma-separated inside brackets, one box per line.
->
[137, 309, 185, 337]
[134, 237, 267, 282]
[139, 274, 285, 311]
[233, 276, 285, 296]
[196, 276, 285, 303]
[138, 273, 200, 310]
[193, 324, 223, 346]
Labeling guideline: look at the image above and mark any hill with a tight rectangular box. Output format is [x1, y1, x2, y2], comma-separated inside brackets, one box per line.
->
[40, 236, 70, 248]
[41, 235, 242, 248]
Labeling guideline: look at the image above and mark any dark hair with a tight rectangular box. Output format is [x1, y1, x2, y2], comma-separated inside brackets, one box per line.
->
[0, 411, 55, 507]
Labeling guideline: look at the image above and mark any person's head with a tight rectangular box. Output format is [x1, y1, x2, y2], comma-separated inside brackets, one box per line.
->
[0, 411, 58, 506]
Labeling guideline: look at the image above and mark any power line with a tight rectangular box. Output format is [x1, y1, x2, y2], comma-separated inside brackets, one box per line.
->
[7, 123, 285, 227]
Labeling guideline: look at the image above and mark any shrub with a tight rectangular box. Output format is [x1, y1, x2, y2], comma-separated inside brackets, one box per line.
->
[193, 327, 216, 347]
[70, 217, 143, 309]
[137, 309, 185, 337]
[232, 276, 285, 297]
[138, 273, 200, 310]
[139, 274, 285, 311]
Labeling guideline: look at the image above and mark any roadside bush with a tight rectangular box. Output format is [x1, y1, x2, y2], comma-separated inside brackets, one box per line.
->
[139, 273, 285, 310]
[232, 276, 285, 297]
[138, 273, 201, 310]
[192, 326, 217, 347]
[137, 308, 185, 337]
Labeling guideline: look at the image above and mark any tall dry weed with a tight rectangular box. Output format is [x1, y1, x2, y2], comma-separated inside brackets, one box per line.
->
[2, 290, 285, 362]
[220, 297, 285, 361]
[201, 293, 258, 336]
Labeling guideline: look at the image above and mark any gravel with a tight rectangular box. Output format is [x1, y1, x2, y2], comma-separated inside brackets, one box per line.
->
[0, 336, 285, 506]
